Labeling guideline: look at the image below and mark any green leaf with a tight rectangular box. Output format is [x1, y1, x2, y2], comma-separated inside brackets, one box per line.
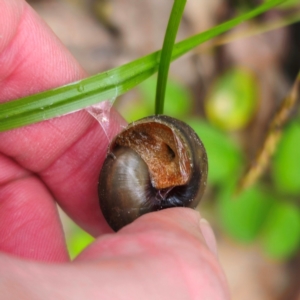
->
[261, 202, 300, 259]
[155, 0, 186, 114]
[272, 121, 300, 195]
[217, 184, 273, 242]
[205, 67, 258, 131]
[0, 0, 286, 132]
[118, 98, 151, 123]
[187, 119, 243, 186]
[139, 76, 192, 120]
[119, 76, 192, 122]
[67, 228, 94, 260]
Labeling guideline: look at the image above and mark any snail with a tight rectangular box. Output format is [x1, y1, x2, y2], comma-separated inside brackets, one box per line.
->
[98, 115, 208, 231]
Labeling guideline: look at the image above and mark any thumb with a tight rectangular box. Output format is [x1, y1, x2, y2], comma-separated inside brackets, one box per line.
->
[76, 208, 229, 299]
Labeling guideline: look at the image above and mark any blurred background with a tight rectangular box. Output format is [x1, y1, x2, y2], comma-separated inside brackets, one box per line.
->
[27, 0, 300, 299]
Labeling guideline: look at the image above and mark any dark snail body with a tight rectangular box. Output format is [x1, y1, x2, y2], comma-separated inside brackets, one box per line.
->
[98, 115, 208, 231]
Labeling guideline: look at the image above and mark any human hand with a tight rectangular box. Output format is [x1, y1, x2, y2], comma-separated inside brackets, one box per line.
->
[0, 1, 229, 299]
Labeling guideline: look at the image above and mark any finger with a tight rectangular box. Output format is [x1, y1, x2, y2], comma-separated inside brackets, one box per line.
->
[199, 218, 218, 256]
[75, 208, 230, 299]
[58, 208, 229, 300]
[77, 208, 207, 259]
[0, 0, 86, 101]
[0, 209, 229, 299]
[0, 154, 69, 262]
[0, 0, 125, 240]
[0, 0, 74, 261]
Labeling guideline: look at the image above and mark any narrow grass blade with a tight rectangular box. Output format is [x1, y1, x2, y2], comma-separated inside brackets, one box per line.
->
[155, 0, 186, 115]
[0, 0, 286, 132]
[198, 11, 300, 52]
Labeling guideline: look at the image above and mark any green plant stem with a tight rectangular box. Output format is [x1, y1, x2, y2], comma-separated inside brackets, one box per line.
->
[0, 0, 287, 132]
[155, 0, 186, 115]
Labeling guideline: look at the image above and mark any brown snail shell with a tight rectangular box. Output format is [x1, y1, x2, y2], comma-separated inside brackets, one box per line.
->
[98, 115, 208, 231]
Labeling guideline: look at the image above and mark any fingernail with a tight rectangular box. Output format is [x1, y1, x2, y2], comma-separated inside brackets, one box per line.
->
[199, 218, 218, 257]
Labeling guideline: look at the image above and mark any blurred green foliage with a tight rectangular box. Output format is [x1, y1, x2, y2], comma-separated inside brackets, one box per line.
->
[217, 184, 274, 242]
[119, 76, 192, 121]
[140, 76, 192, 119]
[186, 119, 243, 186]
[272, 120, 300, 195]
[261, 202, 300, 259]
[204, 67, 258, 131]
[67, 226, 94, 259]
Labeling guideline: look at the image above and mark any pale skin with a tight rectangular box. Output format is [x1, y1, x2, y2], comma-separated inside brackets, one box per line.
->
[0, 0, 230, 299]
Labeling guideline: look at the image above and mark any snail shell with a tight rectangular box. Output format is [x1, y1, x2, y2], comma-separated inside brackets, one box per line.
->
[98, 115, 208, 231]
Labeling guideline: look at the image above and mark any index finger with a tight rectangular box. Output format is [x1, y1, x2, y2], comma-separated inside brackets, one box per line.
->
[0, 0, 125, 241]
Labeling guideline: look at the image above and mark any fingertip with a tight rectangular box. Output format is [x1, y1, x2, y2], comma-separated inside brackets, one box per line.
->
[77, 207, 230, 299]
[0, 176, 69, 262]
[199, 218, 218, 257]
[120, 207, 203, 240]
[0, 0, 24, 54]
[0, 0, 87, 103]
